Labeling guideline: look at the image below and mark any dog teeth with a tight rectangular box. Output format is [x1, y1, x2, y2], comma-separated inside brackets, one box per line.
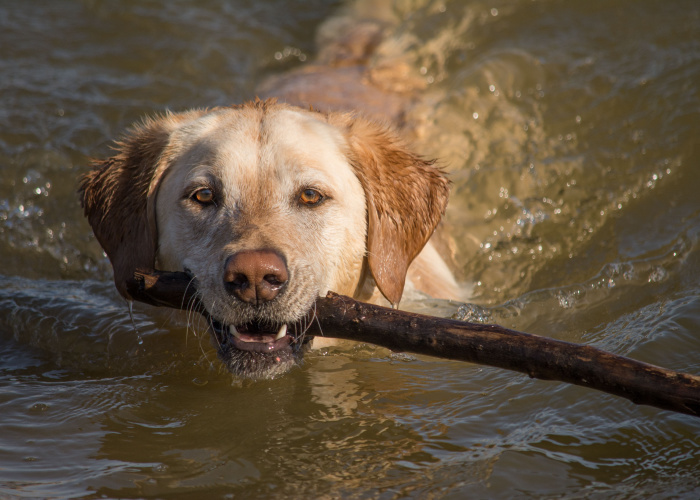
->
[275, 324, 288, 340]
[229, 325, 241, 339]
[227, 323, 287, 342]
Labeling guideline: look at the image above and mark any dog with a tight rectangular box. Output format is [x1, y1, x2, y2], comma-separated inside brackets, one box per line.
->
[79, 99, 460, 379]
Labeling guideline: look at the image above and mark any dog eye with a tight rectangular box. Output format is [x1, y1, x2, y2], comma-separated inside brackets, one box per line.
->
[192, 188, 215, 205]
[299, 188, 323, 206]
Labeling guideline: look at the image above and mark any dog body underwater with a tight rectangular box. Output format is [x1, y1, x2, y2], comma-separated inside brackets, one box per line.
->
[80, 99, 459, 379]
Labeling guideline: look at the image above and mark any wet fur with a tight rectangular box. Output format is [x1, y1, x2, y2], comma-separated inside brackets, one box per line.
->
[80, 99, 452, 379]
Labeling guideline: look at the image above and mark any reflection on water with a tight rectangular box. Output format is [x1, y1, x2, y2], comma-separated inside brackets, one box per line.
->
[1, 0, 700, 498]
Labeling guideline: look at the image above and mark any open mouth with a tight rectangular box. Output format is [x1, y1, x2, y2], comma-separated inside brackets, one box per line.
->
[212, 320, 294, 353]
[208, 317, 312, 379]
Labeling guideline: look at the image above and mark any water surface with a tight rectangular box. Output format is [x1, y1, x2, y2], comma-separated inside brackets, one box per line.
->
[1, 0, 699, 498]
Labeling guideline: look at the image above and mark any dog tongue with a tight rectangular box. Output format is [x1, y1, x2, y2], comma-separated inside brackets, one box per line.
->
[229, 324, 291, 352]
[231, 335, 292, 352]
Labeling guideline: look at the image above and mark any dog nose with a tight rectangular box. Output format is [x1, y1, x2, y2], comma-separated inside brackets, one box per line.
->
[224, 249, 288, 304]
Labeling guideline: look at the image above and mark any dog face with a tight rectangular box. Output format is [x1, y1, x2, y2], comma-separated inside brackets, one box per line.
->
[80, 100, 448, 379]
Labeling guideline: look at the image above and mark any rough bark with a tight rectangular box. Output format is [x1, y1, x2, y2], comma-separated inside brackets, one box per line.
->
[126, 269, 700, 418]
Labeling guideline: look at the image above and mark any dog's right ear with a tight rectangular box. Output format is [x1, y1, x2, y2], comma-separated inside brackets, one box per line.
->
[78, 111, 202, 298]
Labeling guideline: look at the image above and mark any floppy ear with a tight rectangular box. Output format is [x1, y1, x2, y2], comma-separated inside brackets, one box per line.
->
[78, 111, 202, 298]
[329, 113, 449, 306]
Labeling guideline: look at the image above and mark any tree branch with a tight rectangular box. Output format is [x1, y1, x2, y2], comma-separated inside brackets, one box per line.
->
[126, 269, 700, 418]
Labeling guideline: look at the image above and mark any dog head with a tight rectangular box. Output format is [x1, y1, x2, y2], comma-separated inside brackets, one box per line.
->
[79, 100, 448, 379]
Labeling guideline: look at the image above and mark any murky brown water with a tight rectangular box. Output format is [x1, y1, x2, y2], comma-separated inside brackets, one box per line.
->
[1, 0, 699, 498]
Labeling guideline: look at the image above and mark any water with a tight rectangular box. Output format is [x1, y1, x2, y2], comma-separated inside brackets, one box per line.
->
[1, 0, 699, 498]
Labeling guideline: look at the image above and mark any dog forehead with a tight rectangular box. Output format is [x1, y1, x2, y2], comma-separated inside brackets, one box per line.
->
[263, 108, 344, 156]
[171, 110, 259, 172]
[178, 107, 355, 188]
[261, 109, 356, 182]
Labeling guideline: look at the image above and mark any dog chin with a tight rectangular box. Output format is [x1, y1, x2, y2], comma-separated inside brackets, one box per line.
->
[209, 318, 313, 380]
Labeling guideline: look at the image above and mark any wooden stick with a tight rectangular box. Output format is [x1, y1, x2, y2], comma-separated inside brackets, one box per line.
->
[126, 269, 700, 418]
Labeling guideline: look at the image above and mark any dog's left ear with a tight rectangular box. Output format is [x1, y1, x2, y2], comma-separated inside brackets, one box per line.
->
[329, 114, 450, 306]
[79, 110, 203, 299]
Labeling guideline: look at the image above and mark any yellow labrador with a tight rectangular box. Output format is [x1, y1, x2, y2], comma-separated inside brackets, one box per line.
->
[80, 99, 459, 379]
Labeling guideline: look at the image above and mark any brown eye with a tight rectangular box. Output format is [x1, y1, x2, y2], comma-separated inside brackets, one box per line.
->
[299, 188, 323, 206]
[193, 188, 214, 205]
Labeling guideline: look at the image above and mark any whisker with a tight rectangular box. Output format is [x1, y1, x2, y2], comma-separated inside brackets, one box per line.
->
[191, 296, 217, 368]
[184, 274, 201, 339]
[207, 298, 223, 350]
[311, 301, 324, 338]
[186, 291, 202, 336]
